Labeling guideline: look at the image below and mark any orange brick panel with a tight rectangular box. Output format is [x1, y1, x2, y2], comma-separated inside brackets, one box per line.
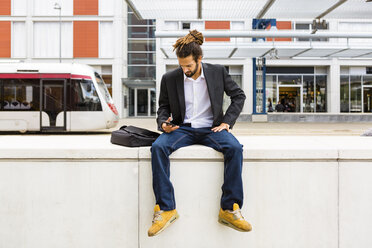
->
[205, 21, 230, 42]
[0, 0, 11, 15]
[205, 21, 230, 30]
[267, 21, 292, 42]
[205, 38, 231, 42]
[0, 21, 11, 57]
[74, 0, 98, 15]
[73, 21, 98, 58]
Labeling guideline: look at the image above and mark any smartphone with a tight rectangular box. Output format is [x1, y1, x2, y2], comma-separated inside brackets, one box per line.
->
[163, 121, 176, 127]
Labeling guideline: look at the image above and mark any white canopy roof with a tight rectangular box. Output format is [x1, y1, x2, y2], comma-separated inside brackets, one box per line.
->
[126, 0, 372, 59]
[126, 0, 372, 20]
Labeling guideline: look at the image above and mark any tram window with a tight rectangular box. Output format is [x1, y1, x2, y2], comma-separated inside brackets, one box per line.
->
[1, 79, 40, 111]
[70, 79, 102, 111]
[95, 72, 112, 103]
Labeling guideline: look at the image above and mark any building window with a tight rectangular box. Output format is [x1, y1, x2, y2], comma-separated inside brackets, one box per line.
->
[350, 76, 362, 112]
[339, 74, 372, 113]
[128, 40, 155, 51]
[340, 76, 350, 112]
[295, 22, 328, 42]
[128, 66, 155, 78]
[340, 73, 372, 113]
[128, 26, 155, 38]
[128, 53, 156, 65]
[316, 76, 327, 112]
[303, 75, 315, 112]
[182, 22, 190, 30]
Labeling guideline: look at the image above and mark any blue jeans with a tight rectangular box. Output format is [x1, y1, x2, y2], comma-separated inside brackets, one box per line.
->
[151, 126, 243, 211]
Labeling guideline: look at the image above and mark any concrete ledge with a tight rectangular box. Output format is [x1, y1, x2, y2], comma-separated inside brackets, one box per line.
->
[0, 136, 138, 159]
[1, 135, 372, 248]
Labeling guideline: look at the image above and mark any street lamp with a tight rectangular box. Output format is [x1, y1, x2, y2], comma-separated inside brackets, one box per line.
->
[54, 2, 62, 63]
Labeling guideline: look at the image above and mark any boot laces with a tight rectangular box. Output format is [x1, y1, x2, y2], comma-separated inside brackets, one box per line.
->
[229, 209, 244, 220]
[152, 211, 163, 223]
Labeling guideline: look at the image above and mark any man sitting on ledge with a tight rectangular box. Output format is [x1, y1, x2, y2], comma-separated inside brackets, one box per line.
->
[148, 30, 252, 237]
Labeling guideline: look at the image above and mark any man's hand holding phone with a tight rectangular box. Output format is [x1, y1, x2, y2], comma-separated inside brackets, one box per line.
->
[161, 117, 179, 133]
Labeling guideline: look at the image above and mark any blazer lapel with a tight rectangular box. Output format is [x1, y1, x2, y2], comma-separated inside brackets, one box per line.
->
[202, 63, 217, 116]
[175, 68, 186, 122]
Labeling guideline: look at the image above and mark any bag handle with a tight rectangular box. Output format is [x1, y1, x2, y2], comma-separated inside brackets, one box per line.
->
[120, 125, 159, 138]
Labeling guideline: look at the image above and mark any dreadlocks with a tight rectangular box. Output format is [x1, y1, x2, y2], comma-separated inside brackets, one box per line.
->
[173, 30, 204, 62]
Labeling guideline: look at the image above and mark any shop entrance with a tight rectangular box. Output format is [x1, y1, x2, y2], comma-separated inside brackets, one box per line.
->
[363, 86, 372, 113]
[128, 87, 156, 117]
[277, 86, 302, 112]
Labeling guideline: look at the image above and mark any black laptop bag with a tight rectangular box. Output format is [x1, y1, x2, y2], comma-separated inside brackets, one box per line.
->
[110, 125, 160, 147]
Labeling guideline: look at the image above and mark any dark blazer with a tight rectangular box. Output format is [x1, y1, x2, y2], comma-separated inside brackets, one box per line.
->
[156, 62, 246, 130]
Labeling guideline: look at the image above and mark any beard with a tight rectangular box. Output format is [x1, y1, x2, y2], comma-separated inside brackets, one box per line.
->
[185, 63, 199, 78]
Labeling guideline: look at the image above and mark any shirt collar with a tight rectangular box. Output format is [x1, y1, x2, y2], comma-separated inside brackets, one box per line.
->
[184, 63, 204, 81]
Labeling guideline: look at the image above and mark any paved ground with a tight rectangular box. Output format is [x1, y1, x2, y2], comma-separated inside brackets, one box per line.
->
[105, 118, 372, 136]
[0, 118, 370, 136]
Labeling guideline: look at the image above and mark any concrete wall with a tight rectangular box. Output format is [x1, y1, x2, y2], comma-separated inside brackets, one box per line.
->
[0, 135, 372, 248]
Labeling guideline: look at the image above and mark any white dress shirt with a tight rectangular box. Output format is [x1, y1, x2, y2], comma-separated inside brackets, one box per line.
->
[183, 65, 214, 128]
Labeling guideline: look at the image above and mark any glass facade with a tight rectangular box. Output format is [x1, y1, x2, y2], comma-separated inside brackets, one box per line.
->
[340, 75, 372, 113]
[127, 7, 156, 116]
[128, 66, 156, 78]
[350, 76, 362, 112]
[137, 89, 148, 116]
[266, 72, 327, 113]
[316, 76, 327, 112]
[340, 76, 349, 112]
[266, 75, 277, 112]
[303, 76, 315, 112]
[364, 87, 372, 113]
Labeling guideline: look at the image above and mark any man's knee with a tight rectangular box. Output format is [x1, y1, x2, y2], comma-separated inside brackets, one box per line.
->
[152, 140, 164, 151]
[151, 137, 169, 154]
[227, 140, 243, 154]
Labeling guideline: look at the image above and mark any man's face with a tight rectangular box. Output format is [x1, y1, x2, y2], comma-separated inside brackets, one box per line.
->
[178, 55, 200, 78]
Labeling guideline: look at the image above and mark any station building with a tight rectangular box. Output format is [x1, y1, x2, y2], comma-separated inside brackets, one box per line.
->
[125, 0, 372, 122]
[2, 0, 372, 122]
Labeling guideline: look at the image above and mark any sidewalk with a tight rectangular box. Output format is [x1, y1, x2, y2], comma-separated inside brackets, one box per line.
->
[106, 118, 372, 136]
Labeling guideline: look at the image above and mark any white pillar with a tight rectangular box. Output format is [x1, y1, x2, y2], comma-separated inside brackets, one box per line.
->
[243, 19, 253, 115]
[243, 58, 253, 114]
[26, 0, 33, 62]
[328, 58, 340, 113]
[156, 19, 166, 111]
[112, 0, 125, 118]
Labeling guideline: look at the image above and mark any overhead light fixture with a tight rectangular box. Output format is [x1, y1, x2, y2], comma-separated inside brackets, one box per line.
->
[311, 20, 318, 34]
[269, 48, 279, 59]
[311, 19, 327, 34]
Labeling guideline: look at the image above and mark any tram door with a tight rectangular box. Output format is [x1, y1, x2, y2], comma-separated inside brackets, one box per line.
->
[40, 79, 66, 131]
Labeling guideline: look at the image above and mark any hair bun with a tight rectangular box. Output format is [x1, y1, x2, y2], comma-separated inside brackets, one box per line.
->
[173, 29, 204, 52]
[189, 30, 204, 45]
